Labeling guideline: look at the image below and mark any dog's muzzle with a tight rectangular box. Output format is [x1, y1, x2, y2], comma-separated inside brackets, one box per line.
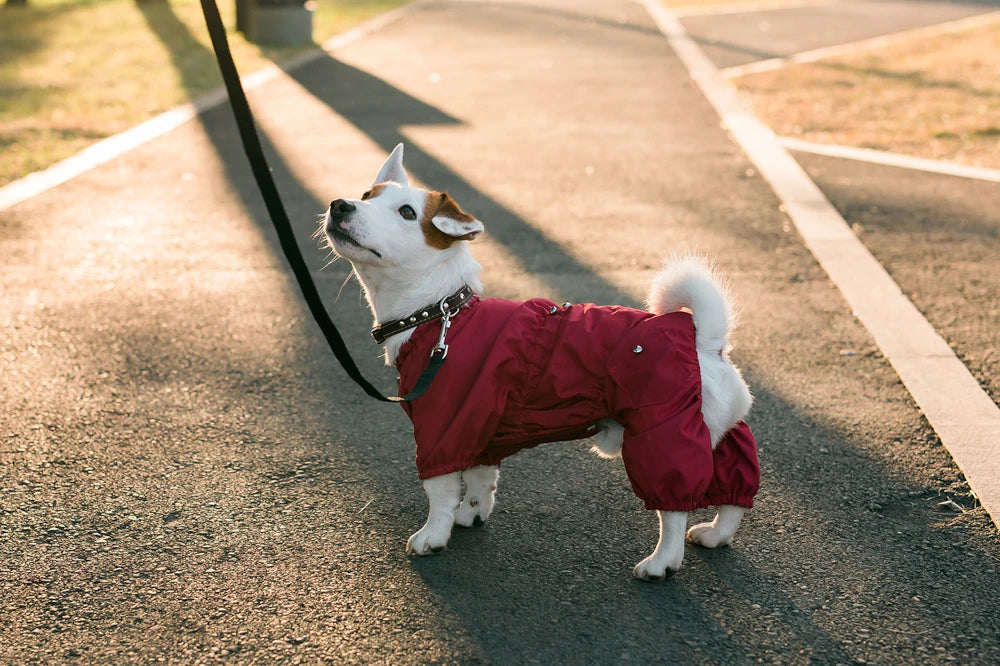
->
[325, 199, 382, 260]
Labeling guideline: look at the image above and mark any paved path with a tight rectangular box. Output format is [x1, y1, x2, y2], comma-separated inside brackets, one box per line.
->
[2, 0, 999, 663]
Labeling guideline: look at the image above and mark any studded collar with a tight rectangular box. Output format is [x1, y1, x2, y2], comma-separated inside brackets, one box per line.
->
[371, 286, 476, 345]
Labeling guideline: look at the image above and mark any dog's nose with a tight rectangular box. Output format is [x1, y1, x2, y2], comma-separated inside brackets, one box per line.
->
[329, 199, 356, 219]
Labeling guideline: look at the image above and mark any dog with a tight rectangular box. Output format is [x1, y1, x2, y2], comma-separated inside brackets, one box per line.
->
[320, 144, 760, 580]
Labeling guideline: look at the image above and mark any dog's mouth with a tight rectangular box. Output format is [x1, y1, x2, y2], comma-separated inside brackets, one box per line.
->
[327, 224, 382, 260]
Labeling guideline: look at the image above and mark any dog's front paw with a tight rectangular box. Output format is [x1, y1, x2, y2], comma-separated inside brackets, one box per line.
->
[454, 494, 494, 528]
[406, 524, 450, 556]
[687, 521, 733, 548]
[632, 554, 682, 582]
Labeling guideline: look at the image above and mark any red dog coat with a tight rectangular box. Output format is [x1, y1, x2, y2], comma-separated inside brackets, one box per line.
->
[396, 297, 760, 512]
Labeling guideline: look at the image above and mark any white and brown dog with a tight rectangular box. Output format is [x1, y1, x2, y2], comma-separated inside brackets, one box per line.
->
[321, 144, 760, 580]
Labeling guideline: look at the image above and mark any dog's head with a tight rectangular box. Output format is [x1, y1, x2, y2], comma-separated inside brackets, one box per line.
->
[322, 144, 484, 270]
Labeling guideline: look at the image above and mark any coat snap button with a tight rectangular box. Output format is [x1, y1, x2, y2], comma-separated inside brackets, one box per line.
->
[549, 306, 558, 314]
[633, 345, 643, 353]
[562, 302, 572, 307]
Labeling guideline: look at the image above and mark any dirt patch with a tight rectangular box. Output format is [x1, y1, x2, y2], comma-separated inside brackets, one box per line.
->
[734, 21, 1000, 168]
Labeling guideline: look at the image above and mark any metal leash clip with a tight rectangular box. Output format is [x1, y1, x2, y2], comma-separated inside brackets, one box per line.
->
[430, 297, 460, 359]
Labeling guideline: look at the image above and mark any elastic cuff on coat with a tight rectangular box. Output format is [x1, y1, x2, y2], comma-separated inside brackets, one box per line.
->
[641, 499, 705, 512]
[417, 461, 474, 480]
[703, 494, 754, 510]
[642, 495, 755, 512]
[417, 458, 501, 480]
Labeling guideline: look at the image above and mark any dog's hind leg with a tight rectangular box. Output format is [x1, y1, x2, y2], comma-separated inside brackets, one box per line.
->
[455, 465, 499, 527]
[591, 418, 624, 459]
[633, 510, 687, 581]
[687, 423, 757, 548]
[687, 504, 746, 548]
[407, 472, 462, 556]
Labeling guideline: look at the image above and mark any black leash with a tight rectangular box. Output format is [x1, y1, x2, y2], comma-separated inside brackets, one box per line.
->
[198, 0, 440, 403]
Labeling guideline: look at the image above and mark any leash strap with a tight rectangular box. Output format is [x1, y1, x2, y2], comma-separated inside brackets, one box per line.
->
[392, 353, 445, 403]
[199, 0, 440, 403]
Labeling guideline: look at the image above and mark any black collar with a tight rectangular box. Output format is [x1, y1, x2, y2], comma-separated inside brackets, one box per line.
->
[372, 286, 476, 344]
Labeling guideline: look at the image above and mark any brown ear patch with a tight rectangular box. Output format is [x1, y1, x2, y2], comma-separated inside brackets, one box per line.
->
[420, 191, 477, 250]
[362, 183, 388, 200]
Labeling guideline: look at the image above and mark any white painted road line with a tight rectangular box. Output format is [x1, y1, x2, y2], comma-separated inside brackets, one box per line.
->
[780, 137, 1000, 183]
[0, 97, 215, 213]
[0, 1, 423, 213]
[641, 0, 1000, 527]
[719, 10, 1000, 79]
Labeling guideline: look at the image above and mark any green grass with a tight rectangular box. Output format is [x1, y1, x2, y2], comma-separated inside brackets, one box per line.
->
[0, 0, 407, 187]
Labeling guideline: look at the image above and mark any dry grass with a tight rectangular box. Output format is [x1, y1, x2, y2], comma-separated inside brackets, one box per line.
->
[0, 0, 406, 187]
[734, 21, 1000, 168]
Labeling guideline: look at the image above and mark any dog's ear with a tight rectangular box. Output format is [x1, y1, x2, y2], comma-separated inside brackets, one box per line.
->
[430, 192, 484, 241]
[433, 214, 484, 241]
[372, 143, 409, 187]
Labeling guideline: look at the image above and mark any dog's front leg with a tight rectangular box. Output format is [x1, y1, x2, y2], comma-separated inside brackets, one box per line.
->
[455, 465, 499, 527]
[633, 511, 687, 581]
[406, 472, 462, 556]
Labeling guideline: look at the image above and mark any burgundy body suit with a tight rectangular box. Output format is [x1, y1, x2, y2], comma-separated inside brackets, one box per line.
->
[396, 297, 760, 512]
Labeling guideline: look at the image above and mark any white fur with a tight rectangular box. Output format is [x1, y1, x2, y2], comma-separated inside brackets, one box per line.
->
[323, 145, 754, 578]
[322, 146, 484, 365]
[455, 465, 499, 527]
[591, 418, 625, 459]
[373, 143, 408, 187]
[406, 471, 461, 555]
[687, 504, 746, 548]
[633, 511, 687, 580]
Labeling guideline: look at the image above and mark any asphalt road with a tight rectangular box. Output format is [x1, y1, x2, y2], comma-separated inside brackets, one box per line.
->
[2, 0, 999, 663]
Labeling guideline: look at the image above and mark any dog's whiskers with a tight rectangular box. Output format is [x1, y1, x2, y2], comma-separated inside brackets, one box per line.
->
[336, 268, 356, 301]
[310, 215, 328, 240]
[320, 250, 341, 269]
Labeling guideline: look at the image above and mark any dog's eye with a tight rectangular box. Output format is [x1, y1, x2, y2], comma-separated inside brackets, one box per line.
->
[361, 190, 373, 200]
[398, 205, 417, 220]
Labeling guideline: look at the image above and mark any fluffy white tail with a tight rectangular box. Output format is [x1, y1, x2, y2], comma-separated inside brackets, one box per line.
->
[646, 256, 735, 354]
